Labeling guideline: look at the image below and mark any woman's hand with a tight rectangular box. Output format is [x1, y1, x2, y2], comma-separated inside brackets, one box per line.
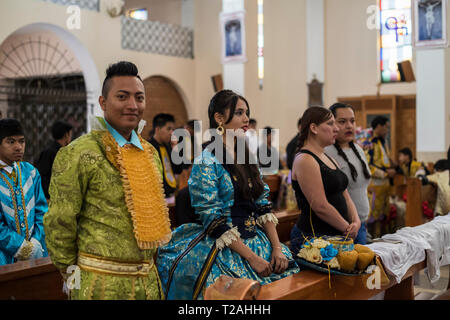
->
[270, 246, 289, 274]
[345, 222, 360, 239]
[248, 254, 272, 278]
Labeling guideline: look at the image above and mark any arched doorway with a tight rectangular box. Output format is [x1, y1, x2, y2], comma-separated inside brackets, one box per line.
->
[0, 23, 100, 162]
[142, 75, 188, 140]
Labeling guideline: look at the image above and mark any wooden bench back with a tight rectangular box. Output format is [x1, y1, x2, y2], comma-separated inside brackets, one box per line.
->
[0, 257, 66, 300]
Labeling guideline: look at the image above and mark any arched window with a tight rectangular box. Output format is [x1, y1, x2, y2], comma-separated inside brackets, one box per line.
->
[379, 0, 412, 83]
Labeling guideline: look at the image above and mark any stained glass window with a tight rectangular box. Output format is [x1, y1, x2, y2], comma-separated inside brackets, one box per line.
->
[379, 0, 412, 83]
[128, 8, 148, 21]
[258, 0, 264, 89]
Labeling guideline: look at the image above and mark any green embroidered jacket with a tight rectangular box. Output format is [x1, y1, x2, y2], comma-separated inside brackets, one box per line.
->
[44, 130, 163, 273]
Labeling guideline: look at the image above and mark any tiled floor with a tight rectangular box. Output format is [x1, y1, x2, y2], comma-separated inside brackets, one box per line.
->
[413, 265, 449, 300]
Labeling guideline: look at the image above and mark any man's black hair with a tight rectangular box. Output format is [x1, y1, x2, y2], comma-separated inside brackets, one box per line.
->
[249, 118, 257, 125]
[371, 115, 389, 130]
[51, 120, 73, 140]
[264, 126, 273, 135]
[399, 147, 413, 161]
[101, 61, 143, 97]
[186, 119, 197, 130]
[0, 119, 24, 143]
[434, 159, 448, 172]
[153, 113, 175, 129]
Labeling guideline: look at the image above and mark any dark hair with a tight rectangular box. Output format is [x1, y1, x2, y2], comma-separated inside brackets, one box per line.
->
[152, 113, 175, 129]
[101, 61, 143, 98]
[329, 103, 371, 181]
[249, 118, 257, 125]
[297, 117, 302, 127]
[264, 126, 273, 136]
[186, 119, 197, 131]
[51, 120, 73, 140]
[399, 147, 413, 162]
[208, 90, 264, 200]
[295, 106, 333, 153]
[434, 159, 448, 171]
[0, 119, 24, 143]
[208, 89, 249, 129]
[371, 115, 389, 130]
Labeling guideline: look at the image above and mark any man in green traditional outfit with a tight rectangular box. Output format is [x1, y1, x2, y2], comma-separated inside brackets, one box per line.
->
[44, 61, 172, 300]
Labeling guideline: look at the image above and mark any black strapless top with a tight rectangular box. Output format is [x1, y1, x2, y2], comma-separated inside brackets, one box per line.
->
[292, 149, 350, 236]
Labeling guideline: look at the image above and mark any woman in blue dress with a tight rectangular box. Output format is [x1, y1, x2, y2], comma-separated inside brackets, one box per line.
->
[157, 90, 300, 300]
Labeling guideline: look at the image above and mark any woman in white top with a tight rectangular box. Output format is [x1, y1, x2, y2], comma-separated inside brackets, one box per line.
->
[325, 103, 371, 244]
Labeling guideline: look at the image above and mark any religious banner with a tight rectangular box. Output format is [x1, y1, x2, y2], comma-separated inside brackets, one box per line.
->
[414, 0, 448, 48]
[220, 11, 247, 64]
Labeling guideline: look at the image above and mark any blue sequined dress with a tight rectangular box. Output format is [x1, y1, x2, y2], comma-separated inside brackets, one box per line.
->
[157, 148, 300, 300]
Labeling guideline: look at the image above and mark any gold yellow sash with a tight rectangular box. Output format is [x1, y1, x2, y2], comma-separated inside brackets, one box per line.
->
[102, 132, 172, 249]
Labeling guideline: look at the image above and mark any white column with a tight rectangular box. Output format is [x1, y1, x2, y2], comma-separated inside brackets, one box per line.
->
[306, 0, 324, 83]
[222, 0, 245, 95]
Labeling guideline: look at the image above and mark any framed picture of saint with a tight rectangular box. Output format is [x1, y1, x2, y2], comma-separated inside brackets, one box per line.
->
[414, 0, 448, 48]
[220, 11, 247, 63]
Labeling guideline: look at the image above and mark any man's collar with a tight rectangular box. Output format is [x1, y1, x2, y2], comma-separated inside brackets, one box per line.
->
[105, 120, 143, 151]
[0, 159, 16, 174]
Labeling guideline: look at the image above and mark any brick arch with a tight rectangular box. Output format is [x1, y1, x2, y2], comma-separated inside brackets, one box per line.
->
[141, 75, 188, 140]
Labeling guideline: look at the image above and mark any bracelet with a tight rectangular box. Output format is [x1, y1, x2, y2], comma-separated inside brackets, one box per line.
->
[272, 245, 282, 249]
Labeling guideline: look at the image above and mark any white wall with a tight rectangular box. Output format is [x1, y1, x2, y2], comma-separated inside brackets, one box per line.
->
[325, 0, 416, 107]
[244, 0, 308, 151]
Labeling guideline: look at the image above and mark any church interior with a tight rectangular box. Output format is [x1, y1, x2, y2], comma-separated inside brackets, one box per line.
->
[0, 0, 449, 302]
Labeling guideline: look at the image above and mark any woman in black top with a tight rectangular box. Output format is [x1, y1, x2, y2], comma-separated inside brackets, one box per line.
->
[289, 106, 360, 254]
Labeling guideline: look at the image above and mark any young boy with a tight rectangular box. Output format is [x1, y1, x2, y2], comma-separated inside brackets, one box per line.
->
[0, 119, 48, 265]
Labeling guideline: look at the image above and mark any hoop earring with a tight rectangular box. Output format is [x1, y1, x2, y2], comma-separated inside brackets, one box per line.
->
[216, 124, 224, 136]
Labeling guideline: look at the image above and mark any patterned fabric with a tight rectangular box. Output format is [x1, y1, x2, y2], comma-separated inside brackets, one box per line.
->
[156, 150, 300, 300]
[399, 160, 423, 177]
[426, 170, 450, 215]
[70, 266, 163, 300]
[121, 16, 194, 59]
[366, 136, 392, 238]
[44, 127, 165, 300]
[366, 137, 391, 180]
[102, 132, 172, 249]
[0, 162, 48, 265]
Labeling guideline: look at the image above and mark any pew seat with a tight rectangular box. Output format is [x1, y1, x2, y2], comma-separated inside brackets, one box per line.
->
[205, 259, 426, 300]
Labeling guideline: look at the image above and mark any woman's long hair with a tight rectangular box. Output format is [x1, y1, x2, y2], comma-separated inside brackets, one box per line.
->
[208, 90, 265, 200]
[329, 103, 371, 181]
[295, 106, 333, 153]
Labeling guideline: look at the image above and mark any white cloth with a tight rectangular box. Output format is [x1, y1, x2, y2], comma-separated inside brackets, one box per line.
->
[367, 213, 450, 284]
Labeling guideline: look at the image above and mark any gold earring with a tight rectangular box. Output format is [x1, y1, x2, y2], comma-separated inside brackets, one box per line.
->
[216, 124, 224, 136]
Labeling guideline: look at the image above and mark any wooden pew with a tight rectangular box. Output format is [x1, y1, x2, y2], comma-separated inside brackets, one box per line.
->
[391, 175, 437, 228]
[274, 210, 300, 244]
[0, 257, 66, 300]
[205, 259, 426, 300]
[264, 174, 282, 203]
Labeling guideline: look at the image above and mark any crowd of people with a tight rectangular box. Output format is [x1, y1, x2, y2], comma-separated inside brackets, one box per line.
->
[0, 60, 448, 300]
